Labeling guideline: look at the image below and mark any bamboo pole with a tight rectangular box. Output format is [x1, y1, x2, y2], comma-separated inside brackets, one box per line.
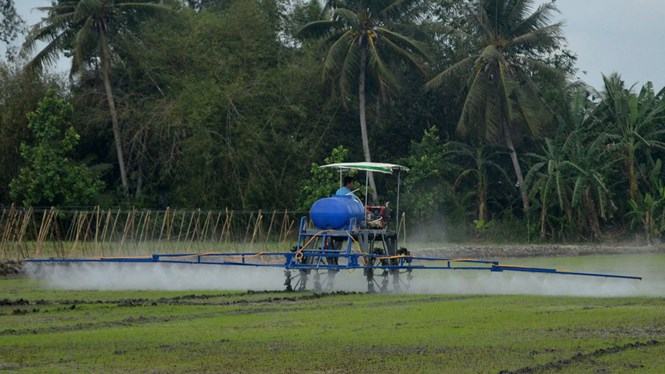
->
[70, 210, 87, 257]
[16, 207, 32, 259]
[150, 210, 161, 243]
[100, 209, 112, 256]
[82, 210, 94, 255]
[159, 207, 169, 242]
[200, 210, 212, 243]
[93, 206, 101, 254]
[186, 209, 201, 251]
[109, 208, 121, 243]
[138, 210, 150, 249]
[243, 212, 255, 244]
[119, 209, 134, 253]
[211, 210, 222, 242]
[176, 209, 186, 242]
[183, 210, 196, 247]
[278, 209, 289, 243]
[265, 210, 277, 245]
[219, 208, 228, 242]
[2, 205, 18, 257]
[250, 210, 263, 246]
[223, 209, 234, 243]
[285, 217, 295, 243]
[35, 208, 50, 257]
[166, 208, 177, 242]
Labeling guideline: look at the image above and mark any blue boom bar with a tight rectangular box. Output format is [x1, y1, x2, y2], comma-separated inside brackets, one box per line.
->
[25, 251, 643, 281]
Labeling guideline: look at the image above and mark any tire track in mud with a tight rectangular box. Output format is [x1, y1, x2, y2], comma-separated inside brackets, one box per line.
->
[499, 339, 662, 373]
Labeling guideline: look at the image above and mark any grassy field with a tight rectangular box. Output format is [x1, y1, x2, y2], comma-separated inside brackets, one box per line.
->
[1, 274, 665, 373]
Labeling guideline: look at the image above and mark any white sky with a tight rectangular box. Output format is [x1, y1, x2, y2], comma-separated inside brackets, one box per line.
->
[2, 0, 665, 89]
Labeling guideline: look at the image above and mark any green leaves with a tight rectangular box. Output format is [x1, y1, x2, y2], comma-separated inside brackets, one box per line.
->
[299, 0, 429, 102]
[297, 146, 351, 210]
[9, 91, 104, 207]
[23, 0, 175, 75]
[427, 0, 562, 145]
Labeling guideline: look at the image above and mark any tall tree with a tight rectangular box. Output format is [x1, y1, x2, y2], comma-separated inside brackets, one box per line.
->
[596, 74, 665, 203]
[426, 0, 563, 213]
[299, 0, 429, 201]
[22, 0, 172, 195]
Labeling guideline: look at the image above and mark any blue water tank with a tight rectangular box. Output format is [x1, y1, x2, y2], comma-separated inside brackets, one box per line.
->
[310, 196, 365, 230]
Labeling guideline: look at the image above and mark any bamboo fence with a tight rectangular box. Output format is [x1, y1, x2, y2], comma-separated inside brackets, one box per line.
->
[0, 206, 304, 260]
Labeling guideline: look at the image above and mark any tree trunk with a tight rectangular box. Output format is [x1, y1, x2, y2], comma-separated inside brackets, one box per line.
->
[478, 170, 488, 223]
[359, 45, 378, 202]
[100, 32, 129, 194]
[539, 197, 547, 239]
[627, 146, 638, 202]
[503, 127, 529, 213]
[476, 147, 489, 223]
[584, 190, 601, 240]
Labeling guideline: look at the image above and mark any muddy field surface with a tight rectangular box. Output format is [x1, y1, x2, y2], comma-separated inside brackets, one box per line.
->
[1, 247, 664, 372]
[1, 275, 664, 372]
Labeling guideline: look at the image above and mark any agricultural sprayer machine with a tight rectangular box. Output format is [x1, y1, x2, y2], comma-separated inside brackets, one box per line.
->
[27, 162, 641, 292]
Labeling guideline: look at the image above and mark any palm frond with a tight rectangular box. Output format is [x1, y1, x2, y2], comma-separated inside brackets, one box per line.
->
[72, 17, 97, 74]
[298, 20, 338, 39]
[425, 55, 475, 90]
[457, 64, 488, 139]
[508, 23, 561, 50]
[322, 30, 355, 80]
[24, 31, 69, 73]
[380, 0, 424, 20]
[378, 32, 426, 74]
[332, 7, 359, 27]
[511, 1, 559, 37]
[338, 38, 360, 99]
[367, 36, 400, 94]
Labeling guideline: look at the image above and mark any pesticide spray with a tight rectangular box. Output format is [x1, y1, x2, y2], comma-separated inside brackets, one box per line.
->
[24, 254, 664, 297]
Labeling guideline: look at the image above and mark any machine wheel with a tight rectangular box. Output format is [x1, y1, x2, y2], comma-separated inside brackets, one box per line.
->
[284, 270, 293, 292]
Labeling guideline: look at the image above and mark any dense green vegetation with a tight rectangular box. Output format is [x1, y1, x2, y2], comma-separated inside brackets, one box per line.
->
[1, 275, 665, 372]
[1, 0, 664, 242]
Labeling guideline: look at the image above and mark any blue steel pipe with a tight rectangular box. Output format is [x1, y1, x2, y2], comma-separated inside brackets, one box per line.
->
[25, 252, 642, 281]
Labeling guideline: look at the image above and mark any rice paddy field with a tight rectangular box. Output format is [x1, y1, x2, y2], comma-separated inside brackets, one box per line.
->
[1, 252, 665, 373]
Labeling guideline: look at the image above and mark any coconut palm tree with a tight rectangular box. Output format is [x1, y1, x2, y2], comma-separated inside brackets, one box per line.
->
[426, 0, 563, 213]
[23, 0, 172, 194]
[299, 0, 429, 201]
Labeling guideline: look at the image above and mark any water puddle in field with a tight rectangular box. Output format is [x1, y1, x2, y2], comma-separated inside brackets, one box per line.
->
[24, 253, 665, 297]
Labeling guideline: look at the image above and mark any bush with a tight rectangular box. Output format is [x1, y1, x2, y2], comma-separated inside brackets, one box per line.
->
[10, 91, 103, 207]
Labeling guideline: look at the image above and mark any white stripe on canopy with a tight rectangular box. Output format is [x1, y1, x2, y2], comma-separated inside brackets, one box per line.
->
[320, 162, 409, 174]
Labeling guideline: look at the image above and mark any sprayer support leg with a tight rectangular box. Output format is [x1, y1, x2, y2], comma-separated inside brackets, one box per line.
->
[284, 270, 293, 292]
[365, 268, 375, 293]
[313, 271, 321, 293]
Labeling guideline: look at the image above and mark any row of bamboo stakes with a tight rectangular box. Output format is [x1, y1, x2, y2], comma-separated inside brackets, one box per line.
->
[0, 206, 302, 259]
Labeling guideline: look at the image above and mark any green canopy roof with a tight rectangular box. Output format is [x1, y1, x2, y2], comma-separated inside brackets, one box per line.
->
[320, 162, 409, 174]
